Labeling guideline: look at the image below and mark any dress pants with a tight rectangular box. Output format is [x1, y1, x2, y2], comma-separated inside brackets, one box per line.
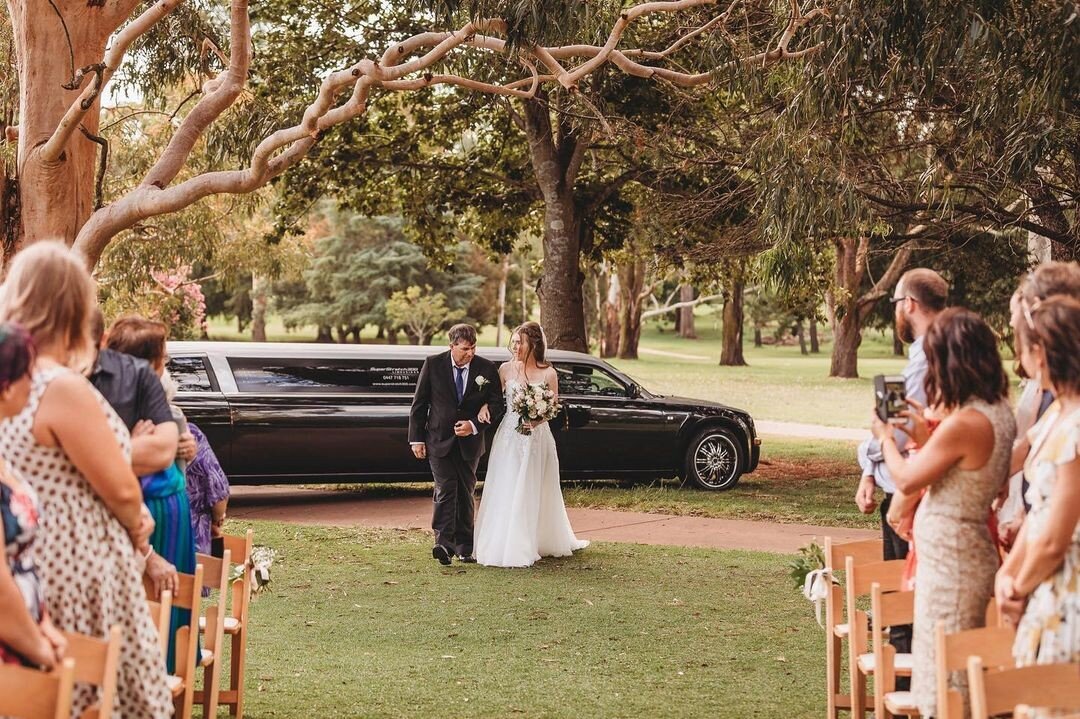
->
[429, 443, 480, 557]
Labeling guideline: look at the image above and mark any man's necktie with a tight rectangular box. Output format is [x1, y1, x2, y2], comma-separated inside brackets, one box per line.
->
[455, 365, 466, 403]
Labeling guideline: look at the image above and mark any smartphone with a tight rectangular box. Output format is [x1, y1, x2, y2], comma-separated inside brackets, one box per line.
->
[873, 374, 907, 423]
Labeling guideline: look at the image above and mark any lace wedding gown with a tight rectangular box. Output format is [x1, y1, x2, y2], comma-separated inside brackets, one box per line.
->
[474, 380, 589, 567]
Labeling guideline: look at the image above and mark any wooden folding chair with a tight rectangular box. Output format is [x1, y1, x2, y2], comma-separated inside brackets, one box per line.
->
[847, 556, 908, 717]
[200, 529, 254, 719]
[61, 625, 122, 719]
[824, 536, 884, 719]
[195, 549, 232, 719]
[0, 657, 76, 719]
[967, 658, 1080, 719]
[170, 563, 205, 719]
[869, 581, 916, 719]
[148, 590, 174, 655]
[934, 620, 1015, 719]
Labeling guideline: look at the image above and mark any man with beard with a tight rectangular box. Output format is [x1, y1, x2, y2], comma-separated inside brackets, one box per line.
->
[855, 267, 947, 673]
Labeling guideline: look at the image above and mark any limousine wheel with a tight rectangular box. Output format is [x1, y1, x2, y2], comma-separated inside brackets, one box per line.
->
[685, 428, 743, 491]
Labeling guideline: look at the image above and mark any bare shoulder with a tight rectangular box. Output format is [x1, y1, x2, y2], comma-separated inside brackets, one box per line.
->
[937, 407, 995, 441]
[39, 370, 98, 408]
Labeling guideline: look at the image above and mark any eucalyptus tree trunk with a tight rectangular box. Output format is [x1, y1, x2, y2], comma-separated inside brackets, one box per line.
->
[6, 0, 115, 250]
[678, 284, 697, 339]
[250, 274, 267, 341]
[719, 275, 746, 366]
[600, 268, 620, 358]
[826, 236, 914, 378]
[617, 258, 646, 360]
[523, 95, 588, 353]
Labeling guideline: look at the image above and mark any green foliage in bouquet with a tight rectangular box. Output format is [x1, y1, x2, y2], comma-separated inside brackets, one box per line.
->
[788, 541, 827, 591]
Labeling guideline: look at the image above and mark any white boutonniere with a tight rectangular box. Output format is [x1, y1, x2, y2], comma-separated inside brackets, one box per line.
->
[475, 375, 490, 389]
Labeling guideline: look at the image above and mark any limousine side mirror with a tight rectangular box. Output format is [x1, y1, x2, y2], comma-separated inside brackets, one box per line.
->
[627, 383, 642, 400]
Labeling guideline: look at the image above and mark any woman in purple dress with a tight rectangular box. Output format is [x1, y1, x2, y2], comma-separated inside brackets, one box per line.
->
[184, 423, 230, 554]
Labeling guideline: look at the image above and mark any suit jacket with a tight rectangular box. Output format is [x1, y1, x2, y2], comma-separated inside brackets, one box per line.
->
[408, 351, 506, 460]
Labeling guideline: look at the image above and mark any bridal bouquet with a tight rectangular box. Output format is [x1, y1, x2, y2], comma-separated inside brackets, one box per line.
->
[509, 382, 560, 435]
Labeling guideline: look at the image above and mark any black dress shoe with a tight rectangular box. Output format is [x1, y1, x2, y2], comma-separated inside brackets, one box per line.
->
[456, 555, 477, 564]
[432, 545, 452, 566]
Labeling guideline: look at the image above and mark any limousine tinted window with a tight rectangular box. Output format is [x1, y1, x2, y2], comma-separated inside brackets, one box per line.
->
[554, 363, 628, 397]
[167, 356, 215, 392]
[228, 358, 422, 394]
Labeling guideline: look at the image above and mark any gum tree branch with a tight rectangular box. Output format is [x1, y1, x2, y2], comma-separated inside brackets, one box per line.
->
[73, 0, 830, 266]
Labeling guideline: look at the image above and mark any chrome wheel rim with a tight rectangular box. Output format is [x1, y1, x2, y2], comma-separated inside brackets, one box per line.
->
[693, 434, 737, 489]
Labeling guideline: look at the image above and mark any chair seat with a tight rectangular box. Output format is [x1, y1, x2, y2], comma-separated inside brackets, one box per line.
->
[199, 616, 241, 633]
[200, 649, 214, 667]
[167, 675, 183, 696]
[834, 622, 849, 637]
[884, 691, 918, 714]
[856, 652, 914, 675]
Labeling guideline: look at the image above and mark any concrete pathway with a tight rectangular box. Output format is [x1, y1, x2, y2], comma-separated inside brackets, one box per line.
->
[637, 347, 712, 361]
[229, 488, 875, 554]
[756, 420, 868, 442]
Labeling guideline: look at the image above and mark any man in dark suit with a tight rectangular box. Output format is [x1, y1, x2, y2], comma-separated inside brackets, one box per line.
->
[409, 324, 505, 565]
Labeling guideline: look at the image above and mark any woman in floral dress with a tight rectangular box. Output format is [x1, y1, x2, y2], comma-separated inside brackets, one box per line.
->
[997, 296, 1080, 665]
[0, 243, 172, 718]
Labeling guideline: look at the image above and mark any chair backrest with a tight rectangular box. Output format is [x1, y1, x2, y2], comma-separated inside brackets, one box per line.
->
[173, 563, 205, 678]
[845, 556, 905, 633]
[147, 589, 173, 655]
[869, 580, 914, 708]
[197, 549, 233, 655]
[823, 537, 883, 633]
[967, 657, 1080, 719]
[825, 537, 882, 572]
[0, 657, 76, 719]
[61, 625, 122, 719]
[221, 529, 254, 623]
[935, 622, 1015, 719]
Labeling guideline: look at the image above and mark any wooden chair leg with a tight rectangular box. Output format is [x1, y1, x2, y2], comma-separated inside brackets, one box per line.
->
[230, 627, 248, 719]
[827, 628, 841, 719]
[850, 610, 869, 717]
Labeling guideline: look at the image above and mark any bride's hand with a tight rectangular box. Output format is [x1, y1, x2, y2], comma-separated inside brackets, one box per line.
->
[477, 404, 491, 424]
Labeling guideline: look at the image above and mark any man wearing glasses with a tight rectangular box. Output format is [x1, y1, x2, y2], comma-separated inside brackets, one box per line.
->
[855, 268, 948, 669]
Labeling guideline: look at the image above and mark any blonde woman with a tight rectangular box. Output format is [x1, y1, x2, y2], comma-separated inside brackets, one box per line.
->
[997, 295, 1080, 665]
[0, 242, 172, 717]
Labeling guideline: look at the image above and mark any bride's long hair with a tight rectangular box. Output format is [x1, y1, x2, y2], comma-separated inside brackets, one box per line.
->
[512, 321, 550, 369]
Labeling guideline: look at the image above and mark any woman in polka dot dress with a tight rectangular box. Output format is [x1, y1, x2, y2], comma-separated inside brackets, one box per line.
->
[0, 243, 171, 718]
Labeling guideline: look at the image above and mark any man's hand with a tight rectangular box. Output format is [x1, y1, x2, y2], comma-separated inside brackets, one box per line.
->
[477, 404, 491, 424]
[177, 431, 197, 462]
[855, 476, 878, 514]
[131, 419, 156, 439]
[411, 443, 427, 460]
[454, 421, 474, 437]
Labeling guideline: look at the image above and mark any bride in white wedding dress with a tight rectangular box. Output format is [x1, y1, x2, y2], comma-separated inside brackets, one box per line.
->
[474, 322, 589, 568]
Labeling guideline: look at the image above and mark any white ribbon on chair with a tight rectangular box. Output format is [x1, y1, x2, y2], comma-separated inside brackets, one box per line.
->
[803, 568, 833, 627]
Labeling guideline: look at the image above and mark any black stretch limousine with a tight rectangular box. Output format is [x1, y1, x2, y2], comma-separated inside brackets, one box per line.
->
[167, 342, 761, 490]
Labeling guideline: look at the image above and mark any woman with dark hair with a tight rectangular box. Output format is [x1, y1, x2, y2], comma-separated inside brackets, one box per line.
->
[473, 321, 588, 567]
[997, 296, 1080, 665]
[0, 323, 66, 668]
[872, 308, 1016, 717]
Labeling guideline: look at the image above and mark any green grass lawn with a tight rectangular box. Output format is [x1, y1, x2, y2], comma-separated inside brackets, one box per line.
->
[608, 322, 907, 428]
[562, 437, 875, 530]
[232, 521, 824, 719]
